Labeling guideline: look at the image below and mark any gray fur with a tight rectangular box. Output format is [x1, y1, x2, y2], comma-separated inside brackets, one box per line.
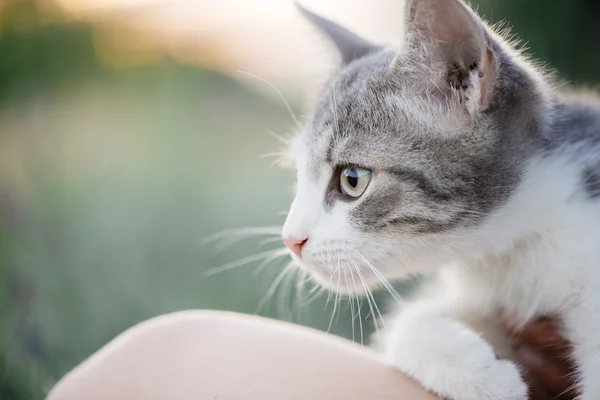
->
[304, 48, 541, 234]
[582, 167, 600, 199]
[298, 0, 600, 236]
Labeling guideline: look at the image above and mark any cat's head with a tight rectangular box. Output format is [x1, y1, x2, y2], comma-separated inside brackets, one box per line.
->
[282, 0, 551, 292]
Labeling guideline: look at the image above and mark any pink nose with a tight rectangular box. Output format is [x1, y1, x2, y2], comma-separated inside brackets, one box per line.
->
[283, 237, 308, 258]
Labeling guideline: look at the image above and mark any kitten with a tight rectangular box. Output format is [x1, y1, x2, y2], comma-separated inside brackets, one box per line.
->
[281, 0, 600, 399]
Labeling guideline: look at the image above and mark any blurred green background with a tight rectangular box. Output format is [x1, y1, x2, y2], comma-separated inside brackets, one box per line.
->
[0, 0, 598, 398]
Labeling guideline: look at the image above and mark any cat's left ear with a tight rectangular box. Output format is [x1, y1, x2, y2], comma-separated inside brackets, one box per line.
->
[404, 0, 497, 108]
[297, 4, 380, 66]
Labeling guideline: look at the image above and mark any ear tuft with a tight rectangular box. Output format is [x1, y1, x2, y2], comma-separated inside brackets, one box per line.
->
[297, 3, 379, 65]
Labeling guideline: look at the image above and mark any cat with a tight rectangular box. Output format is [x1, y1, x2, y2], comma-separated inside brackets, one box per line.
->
[280, 0, 600, 399]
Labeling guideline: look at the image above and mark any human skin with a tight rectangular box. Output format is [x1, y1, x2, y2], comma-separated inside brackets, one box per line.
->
[46, 310, 438, 400]
[46, 311, 575, 400]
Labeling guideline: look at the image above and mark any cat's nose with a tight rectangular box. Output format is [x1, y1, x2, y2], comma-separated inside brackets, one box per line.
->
[283, 236, 308, 258]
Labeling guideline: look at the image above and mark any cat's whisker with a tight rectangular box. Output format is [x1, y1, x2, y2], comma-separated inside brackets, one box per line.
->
[258, 237, 286, 246]
[353, 260, 385, 338]
[302, 278, 319, 320]
[203, 227, 282, 242]
[348, 265, 364, 345]
[255, 260, 296, 315]
[203, 248, 288, 277]
[335, 272, 344, 324]
[276, 265, 298, 320]
[354, 251, 404, 304]
[324, 266, 337, 311]
[326, 267, 342, 334]
[259, 151, 286, 160]
[260, 150, 293, 171]
[343, 267, 356, 343]
[252, 248, 290, 277]
[293, 269, 308, 313]
[237, 70, 301, 128]
[266, 155, 291, 170]
[306, 273, 327, 304]
[274, 73, 327, 117]
[266, 129, 294, 147]
[202, 227, 282, 246]
[324, 255, 345, 310]
[299, 273, 323, 318]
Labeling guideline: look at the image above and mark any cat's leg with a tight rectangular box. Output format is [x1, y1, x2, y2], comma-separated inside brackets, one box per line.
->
[383, 296, 527, 400]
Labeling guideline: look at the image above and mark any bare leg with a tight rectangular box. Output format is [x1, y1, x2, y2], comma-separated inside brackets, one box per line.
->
[46, 310, 438, 400]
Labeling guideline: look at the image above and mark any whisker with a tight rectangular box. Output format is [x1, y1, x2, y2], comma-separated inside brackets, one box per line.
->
[352, 258, 386, 324]
[202, 227, 282, 250]
[252, 248, 290, 277]
[353, 260, 384, 342]
[343, 268, 356, 343]
[273, 72, 327, 117]
[266, 129, 294, 147]
[259, 151, 287, 160]
[258, 237, 286, 246]
[327, 267, 341, 334]
[354, 251, 404, 304]
[255, 261, 295, 314]
[203, 248, 288, 277]
[277, 265, 298, 320]
[348, 266, 364, 345]
[237, 70, 301, 128]
[324, 260, 338, 311]
[305, 281, 325, 305]
[293, 269, 308, 319]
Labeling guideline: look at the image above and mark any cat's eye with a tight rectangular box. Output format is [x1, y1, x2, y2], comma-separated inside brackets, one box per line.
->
[340, 167, 371, 198]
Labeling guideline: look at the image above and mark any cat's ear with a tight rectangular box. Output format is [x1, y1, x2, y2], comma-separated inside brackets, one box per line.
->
[404, 0, 496, 106]
[297, 4, 379, 65]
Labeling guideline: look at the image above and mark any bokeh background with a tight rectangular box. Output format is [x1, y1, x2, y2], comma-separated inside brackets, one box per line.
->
[1, 0, 598, 398]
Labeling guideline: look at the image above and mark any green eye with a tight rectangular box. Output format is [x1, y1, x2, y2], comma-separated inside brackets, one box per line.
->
[340, 167, 371, 198]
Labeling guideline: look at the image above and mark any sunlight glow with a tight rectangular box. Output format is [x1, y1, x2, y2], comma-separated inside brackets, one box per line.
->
[51, 0, 406, 91]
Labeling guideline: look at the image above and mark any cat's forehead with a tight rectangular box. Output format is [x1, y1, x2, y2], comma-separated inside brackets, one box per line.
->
[312, 50, 398, 131]
[300, 50, 449, 170]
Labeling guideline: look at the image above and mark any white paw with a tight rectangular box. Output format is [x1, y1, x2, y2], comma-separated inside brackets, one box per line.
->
[383, 318, 527, 400]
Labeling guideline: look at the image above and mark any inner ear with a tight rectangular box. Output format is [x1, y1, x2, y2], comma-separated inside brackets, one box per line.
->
[448, 62, 479, 91]
[405, 0, 490, 90]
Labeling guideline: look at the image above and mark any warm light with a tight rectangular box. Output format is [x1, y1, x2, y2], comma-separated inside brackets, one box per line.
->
[50, 0, 406, 92]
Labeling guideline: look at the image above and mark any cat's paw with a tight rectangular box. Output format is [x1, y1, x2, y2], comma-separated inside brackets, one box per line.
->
[383, 317, 527, 400]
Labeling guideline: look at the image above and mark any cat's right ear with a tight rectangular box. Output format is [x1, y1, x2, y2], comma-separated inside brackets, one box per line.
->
[297, 4, 379, 66]
[403, 0, 497, 109]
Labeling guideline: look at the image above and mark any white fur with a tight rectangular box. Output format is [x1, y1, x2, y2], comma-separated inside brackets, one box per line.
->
[284, 134, 600, 398]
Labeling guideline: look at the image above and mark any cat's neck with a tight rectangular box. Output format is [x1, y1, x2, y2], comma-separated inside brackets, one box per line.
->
[458, 149, 585, 264]
[458, 92, 600, 261]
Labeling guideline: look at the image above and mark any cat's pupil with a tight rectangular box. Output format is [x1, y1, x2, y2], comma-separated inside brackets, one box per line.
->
[347, 169, 359, 188]
[348, 176, 358, 188]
